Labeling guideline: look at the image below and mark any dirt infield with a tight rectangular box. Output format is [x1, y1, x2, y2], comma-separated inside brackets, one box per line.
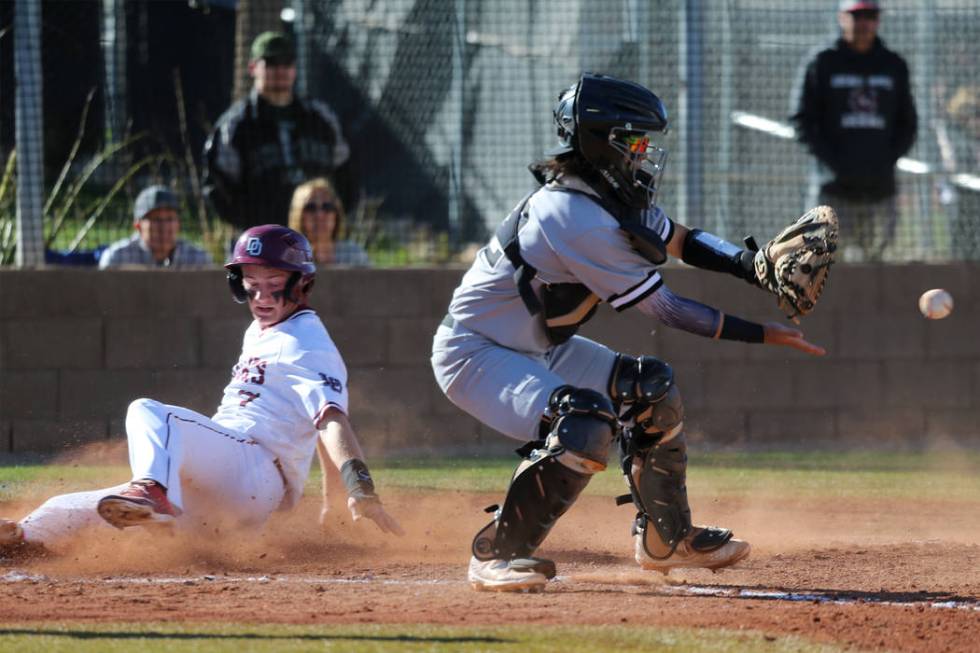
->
[2, 485, 978, 652]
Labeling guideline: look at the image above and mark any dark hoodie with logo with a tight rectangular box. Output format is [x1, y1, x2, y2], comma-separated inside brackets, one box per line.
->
[791, 36, 918, 200]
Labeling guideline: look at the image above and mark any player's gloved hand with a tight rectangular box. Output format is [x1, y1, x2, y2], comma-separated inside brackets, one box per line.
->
[751, 205, 839, 322]
[347, 496, 405, 536]
[763, 321, 826, 356]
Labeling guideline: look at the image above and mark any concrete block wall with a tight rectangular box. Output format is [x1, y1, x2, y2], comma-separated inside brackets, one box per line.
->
[0, 264, 977, 456]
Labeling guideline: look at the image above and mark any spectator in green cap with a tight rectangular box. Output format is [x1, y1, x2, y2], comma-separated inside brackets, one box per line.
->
[202, 31, 353, 235]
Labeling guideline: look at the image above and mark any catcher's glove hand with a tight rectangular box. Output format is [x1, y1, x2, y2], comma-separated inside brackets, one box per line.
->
[750, 205, 838, 322]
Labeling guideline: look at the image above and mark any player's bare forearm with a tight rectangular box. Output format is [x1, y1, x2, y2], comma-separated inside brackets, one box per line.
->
[317, 408, 405, 536]
[317, 408, 366, 469]
[315, 437, 331, 525]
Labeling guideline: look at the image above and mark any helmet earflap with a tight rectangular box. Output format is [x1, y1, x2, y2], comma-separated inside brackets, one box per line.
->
[282, 271, 316, 304]
[227, 266, 248, 303]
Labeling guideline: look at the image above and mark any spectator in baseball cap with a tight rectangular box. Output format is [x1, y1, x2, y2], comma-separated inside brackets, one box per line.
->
[790, 0, 917, 261]
[202, 29, 353, 234]
[99, 184, 213, 268]
[248, 32, 297, 107]
[838, 1, 881, 54]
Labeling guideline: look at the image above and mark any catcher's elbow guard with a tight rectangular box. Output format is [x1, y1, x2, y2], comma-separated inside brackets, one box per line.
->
[681, 229, 758, 285]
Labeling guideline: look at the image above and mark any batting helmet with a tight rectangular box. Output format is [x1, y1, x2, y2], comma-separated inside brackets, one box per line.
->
[225, 225, 316, 303]
[548, 73, 669, 209]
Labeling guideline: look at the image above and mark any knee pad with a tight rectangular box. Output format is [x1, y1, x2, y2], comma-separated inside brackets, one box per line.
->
[609, 355, 684, 450]
[542, 385, 618, 474]
[472, 387, 616, 562]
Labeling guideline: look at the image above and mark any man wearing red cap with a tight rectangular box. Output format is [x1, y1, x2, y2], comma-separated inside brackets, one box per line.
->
[791, 1, 917, 262]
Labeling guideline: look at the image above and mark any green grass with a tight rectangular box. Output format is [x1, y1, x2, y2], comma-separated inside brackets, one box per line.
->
[0, 465, 130, 502]
[2, 451, 978, 504]
[0, 623, 849, 653]
[367, 450, 980, 502]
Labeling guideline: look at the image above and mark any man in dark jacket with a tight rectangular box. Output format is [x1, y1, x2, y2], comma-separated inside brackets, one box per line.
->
[791, 0, 917, 261]
[202, 32, 352, 232]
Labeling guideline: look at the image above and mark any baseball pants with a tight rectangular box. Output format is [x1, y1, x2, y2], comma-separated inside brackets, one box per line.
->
[19, 399, 285, 550]
[431, 321, 619, 442]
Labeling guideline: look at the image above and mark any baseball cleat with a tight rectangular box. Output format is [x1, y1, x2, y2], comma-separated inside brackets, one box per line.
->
[468, 556, 549, 592]
[97, 480, 181, 529]
[636, 526, 751, 575]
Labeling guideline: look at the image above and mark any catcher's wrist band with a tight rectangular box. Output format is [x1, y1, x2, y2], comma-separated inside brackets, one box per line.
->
[718, 314, 765, 343]
[681, 229, 756, 283]
[341, 459, 377, 500]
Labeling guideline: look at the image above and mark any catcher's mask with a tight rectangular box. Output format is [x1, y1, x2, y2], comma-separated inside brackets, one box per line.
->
[549, 73, 669, 209]
[225, 224, 316, 304]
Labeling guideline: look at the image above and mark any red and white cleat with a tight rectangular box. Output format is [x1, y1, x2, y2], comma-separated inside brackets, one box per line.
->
[97, 480, 181, 529]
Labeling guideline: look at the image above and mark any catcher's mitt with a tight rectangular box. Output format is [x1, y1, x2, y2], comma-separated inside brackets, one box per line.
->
[751, 205, 838, 322]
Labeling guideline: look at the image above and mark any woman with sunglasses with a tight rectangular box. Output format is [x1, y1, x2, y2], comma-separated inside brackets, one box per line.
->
[288, 178, 369, 266]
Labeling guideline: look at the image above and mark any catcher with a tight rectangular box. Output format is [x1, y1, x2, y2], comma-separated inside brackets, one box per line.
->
[1, 225, 402, 559]
[431, 73, 837, 592]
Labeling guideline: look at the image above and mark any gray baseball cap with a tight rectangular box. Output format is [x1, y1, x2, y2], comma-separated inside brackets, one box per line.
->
[134, 185, 179, 222]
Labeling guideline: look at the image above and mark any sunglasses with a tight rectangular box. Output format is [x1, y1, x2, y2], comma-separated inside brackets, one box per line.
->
[303, 201, 338, 213]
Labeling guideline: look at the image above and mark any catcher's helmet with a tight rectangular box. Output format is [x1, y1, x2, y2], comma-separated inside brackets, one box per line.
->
[225, 224, 316, 303]
[549, 73, 669, 209]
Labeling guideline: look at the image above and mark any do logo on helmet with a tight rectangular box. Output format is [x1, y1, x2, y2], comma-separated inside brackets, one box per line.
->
[246, 237, 263, 256]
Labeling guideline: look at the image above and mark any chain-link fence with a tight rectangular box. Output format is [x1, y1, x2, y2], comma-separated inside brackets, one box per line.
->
[3, 0, 979, 267]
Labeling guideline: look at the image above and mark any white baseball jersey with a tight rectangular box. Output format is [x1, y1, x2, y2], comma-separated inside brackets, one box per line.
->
[213, 308, 349, 508]
[17, 308, 348, 550]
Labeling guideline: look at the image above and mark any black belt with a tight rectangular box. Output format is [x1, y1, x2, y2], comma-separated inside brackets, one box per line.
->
[441, 313, 456, 329]
[272, 457, 288, 488]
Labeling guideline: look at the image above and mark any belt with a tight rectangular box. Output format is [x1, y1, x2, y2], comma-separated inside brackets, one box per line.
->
[272, 457, 288, 488]
[440, 313, 456, 329]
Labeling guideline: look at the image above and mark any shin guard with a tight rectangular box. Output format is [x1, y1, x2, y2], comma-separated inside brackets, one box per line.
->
[472, 386, 617, 562]
[472, 450, 590, 561]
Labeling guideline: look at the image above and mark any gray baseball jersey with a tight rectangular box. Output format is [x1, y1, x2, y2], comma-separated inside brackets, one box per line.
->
[433, 175, 685, 442]
[447, 176, 673, 354]
[99, 234, 213, 268]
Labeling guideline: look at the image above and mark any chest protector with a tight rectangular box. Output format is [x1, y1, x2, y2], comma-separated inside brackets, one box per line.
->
[494, 186, 667, 345]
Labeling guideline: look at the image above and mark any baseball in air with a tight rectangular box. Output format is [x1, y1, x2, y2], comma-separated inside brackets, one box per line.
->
[918, 288, 953, 320]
